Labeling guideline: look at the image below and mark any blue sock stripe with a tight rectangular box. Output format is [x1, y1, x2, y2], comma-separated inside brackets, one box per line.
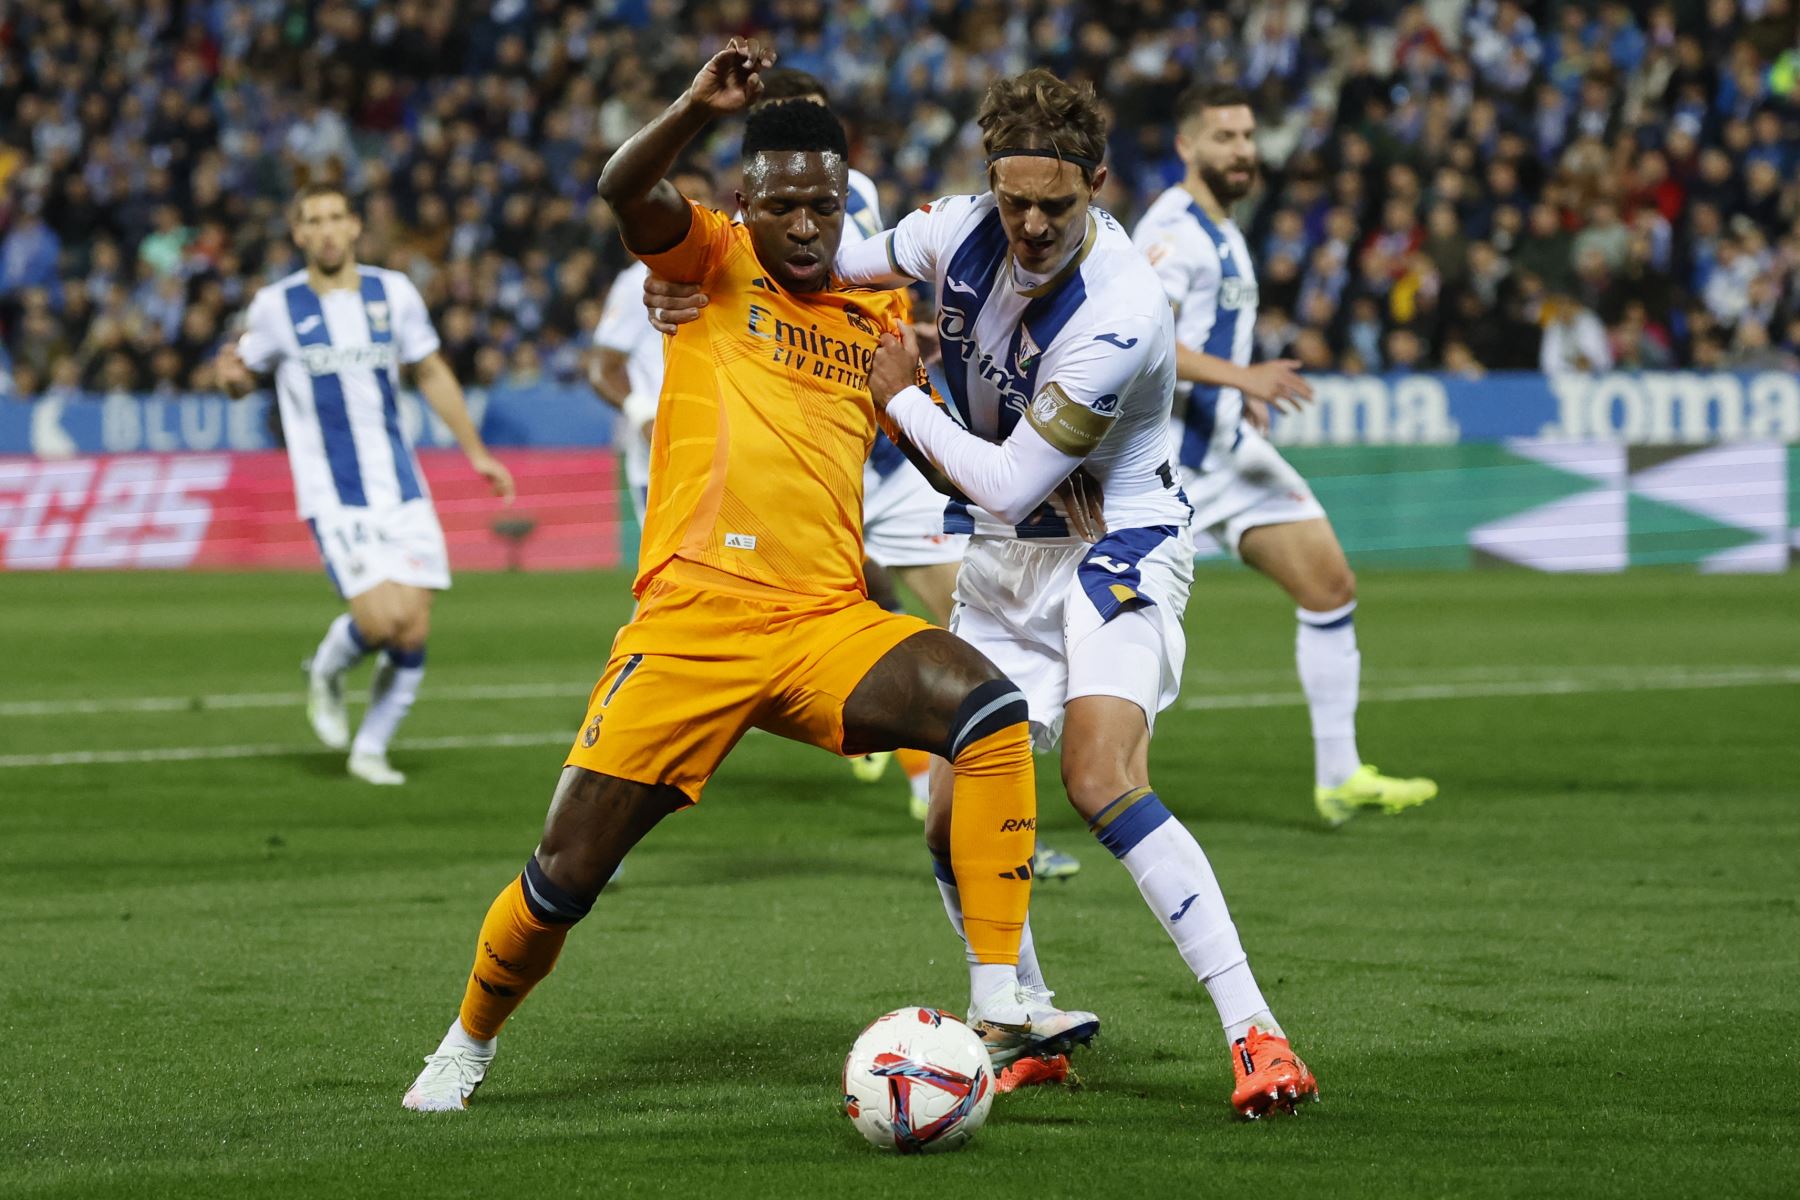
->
[1297, 600, 1357, 630]
[1089, 789, 1173, 859]
[930, 852, 956, 886]
[345, 618, 370, 652]
[388, 644, 426, 669]
[520, 857, 593, 924]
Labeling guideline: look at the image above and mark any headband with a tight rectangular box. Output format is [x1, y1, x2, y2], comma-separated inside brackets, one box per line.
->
[986, 147, 1101, 174]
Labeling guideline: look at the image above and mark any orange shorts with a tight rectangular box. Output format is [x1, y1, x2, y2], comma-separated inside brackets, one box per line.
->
[564, 563, 933, 803]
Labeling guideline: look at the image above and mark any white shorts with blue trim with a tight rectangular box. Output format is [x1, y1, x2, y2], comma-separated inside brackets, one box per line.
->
[948, 526, 1194, 752]
[1180, 426, 1327, 557]
[862, 460, 969, 569]
[308, 499, 451, 600]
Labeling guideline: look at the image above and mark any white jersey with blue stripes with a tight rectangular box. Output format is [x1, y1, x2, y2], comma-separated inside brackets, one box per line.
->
[880, 192, 1189, 540]
[1131, 185, 1258, 474]
[238, 265, 441, 517]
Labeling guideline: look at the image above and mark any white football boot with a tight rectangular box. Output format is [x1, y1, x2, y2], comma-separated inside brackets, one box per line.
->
[970, 983, 1101, 1068]
[304, 658, 350, 751]
[348, 751, 406, 786]
[403, 1023, 496, 1112]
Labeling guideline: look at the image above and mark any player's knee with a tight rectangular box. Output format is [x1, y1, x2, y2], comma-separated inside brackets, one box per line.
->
[943, 678, 1030, 765]
[392, 617, 429, 655]
[1295, 563, 1355, 613]
[520, 852, 600, 924]
[1060, 753, 1134, 818]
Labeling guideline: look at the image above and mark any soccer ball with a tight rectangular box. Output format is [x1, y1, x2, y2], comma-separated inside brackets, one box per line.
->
[842, 1006, 995, 1154]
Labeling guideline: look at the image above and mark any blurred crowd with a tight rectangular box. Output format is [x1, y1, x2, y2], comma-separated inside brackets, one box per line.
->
[3, 0, 1799, 405]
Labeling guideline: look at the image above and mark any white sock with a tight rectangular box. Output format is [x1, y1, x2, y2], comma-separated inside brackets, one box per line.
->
[1090, 789, 1274, 1041]
[933, 855, 1045, 1001]
[1296, 601, 1362, 790]
[312, 613, 371, 680]
[441, 1017, 495, 1057]
[351, 647, 425, 758]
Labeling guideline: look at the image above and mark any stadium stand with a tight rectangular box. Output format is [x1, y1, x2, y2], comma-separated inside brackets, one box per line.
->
[1, 0, 1798, 401]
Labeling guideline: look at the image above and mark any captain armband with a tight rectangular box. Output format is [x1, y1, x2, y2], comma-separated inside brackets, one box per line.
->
[1025, 382, 1119, 456]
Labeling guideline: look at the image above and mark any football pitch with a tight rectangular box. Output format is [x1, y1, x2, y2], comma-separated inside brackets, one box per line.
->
[3, 567, 1796, 1198]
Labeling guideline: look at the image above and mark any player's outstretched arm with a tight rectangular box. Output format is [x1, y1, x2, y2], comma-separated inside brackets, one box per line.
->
[870, 326, 1119, 531]
[411, 351, 514, 503]
[1176, 344, 1313, 415]
[598, 38, 775, 259]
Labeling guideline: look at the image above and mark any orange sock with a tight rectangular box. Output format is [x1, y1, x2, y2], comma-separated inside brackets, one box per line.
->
[896, 747, 932, 783]
[949, 721, 1036, 965]
[457, 873, 575, 1040]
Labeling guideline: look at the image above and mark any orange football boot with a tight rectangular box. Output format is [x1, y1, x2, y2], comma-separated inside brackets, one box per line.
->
[1229, 1026, 1318, 1118]
[996, 1053, 1074, 1094]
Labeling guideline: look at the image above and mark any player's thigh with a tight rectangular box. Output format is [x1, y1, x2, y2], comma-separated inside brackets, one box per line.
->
[757, 602, 995, 758]
[1238, 517, 1355, 611]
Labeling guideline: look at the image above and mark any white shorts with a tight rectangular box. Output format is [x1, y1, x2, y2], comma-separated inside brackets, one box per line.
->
[949, 527, 1193, 751]
[863, 461, 968, 568]
[307, 500, 451, 599]
[1181, 427, 1327, 557]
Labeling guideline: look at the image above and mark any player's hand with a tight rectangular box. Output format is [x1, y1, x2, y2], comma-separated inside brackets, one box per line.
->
[214, 339, 254, 395]
[910, 320, 942, 366]
[1244, 396, 1271, 433]
[1237, 359, 1313, 413]
[470, 449, 516, 505]
[688, 37, 775, 116]
[869, 326, 922, 412]
[644, 274, 707, 335]
[1056, 467, 1107, 543]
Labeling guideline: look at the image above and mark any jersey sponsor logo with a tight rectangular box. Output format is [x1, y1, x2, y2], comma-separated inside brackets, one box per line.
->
[724, 532, 758, 550]
[944, 277, 978, 297]
[745, 302, 875, 386]
[1217, 278, 1258, 311]
[1093, 332, 1138, 350]
[300, 343, 398, 377]
[365, 300, 391, 333]
[1091, 392, 1120, 415]
[999, 817, 1036, 832]
[294, 314, 322, 336]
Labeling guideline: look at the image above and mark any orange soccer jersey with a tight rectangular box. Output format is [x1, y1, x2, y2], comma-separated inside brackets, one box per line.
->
[634, 201, 912, 599]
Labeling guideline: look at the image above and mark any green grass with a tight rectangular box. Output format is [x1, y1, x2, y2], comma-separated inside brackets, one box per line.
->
[2, 568, 1797, 1198]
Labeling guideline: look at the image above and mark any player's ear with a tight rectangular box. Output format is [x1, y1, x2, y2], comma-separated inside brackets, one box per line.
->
[1087, 164, 1107, 197]
[734, 188, 749, 216]
[1174, 130, 1193, 164]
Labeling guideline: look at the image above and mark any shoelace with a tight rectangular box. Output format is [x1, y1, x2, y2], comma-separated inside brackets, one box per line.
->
[419, 1050, 489, 1093]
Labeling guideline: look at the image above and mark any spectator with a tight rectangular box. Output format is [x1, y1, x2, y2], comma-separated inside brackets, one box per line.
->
[1540, 292, 1614, 374]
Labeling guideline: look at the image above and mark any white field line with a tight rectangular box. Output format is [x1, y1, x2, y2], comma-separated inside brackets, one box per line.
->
[0, 730, 575, 769]
[0, 681, 592, 718]
[1180, 665, 1800, 711]
[1, 665, 1795, 770]
[4, 663, 1794, 720]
